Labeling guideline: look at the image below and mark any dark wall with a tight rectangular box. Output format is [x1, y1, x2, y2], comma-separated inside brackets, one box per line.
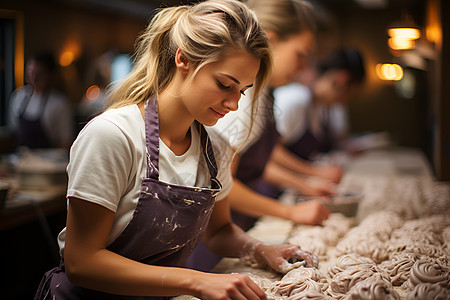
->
[312, 1, 433, 164]
[1, 0, 147, 105]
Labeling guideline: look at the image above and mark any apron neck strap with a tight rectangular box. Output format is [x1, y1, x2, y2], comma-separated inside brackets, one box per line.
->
[198, 123, 221, 190]
[145, 98, 221, 189]
[145, 98, 161, 179]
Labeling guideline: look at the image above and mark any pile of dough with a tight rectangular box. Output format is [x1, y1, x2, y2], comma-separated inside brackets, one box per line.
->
[288, 213, 353, 259]
[339, 176, 420, 221]
[327, 254, 380, 278]
[288, 290, 333, 300]
[405, 283, 450, 300]
[342, 273, 400, 300]
[378, 252, 421, 286]
[335, 211, 403, 263]
[421, 181, 450, 217]
[325, 254, 391, 299]
[402, 257, 450, 291]
[246, 267, 330, 300]
[269, 267, 328, 297]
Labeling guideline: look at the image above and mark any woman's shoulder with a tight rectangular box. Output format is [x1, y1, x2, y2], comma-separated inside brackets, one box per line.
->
[79, 105, 144, 144]
[274, 82, 312, 107]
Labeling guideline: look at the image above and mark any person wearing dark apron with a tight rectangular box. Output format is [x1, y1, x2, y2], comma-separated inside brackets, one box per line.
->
[34, 1, 318, 299]
[35, 99, 221, 300]
[256, 103, 336, 200]
[203, 0, 330, 231]
[263, 48, 367, 193]
[16, 90, 52, 149]
[284, 105, 334, 162]
[232, 91, 280, 231]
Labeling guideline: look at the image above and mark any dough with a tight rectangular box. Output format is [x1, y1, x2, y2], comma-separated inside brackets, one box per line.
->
[378, 252, 421, 286]
[343, 273, 400, 300]
[406, 283, 450, 300]
[402, 257, 450, 291]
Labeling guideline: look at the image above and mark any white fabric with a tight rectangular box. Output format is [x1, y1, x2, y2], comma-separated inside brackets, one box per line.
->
[212, 88, 272, 154]
[273, 82, 349, 144]
[273, 83, 311, 144]
[8, 85, 74, 147]
[57, 104, 233, 255]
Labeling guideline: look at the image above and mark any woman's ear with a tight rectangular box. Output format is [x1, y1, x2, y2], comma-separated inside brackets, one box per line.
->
[175, 48, 190, 74]
[265, 30, 278, 44]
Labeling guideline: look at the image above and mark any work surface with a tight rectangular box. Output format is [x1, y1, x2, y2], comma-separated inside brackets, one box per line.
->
[177, 147, 450, 300]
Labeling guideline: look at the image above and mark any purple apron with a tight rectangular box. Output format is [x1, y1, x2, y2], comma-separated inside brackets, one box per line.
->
[285, 104, 334, 161]
[185, 113, 280, 270]
[34, 99, 222, 299]
[185, 91, 278, 272]
[17, 88, 52, 149]
[232, 91, 280, 231]
[257, 104, 336, 200]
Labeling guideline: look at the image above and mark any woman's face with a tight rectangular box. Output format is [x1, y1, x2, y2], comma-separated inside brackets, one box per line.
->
[181, 50, 261, 126]
[26, 61, 51, 93]
[269, 30, 315, 88]
[314, 69, 353, 106]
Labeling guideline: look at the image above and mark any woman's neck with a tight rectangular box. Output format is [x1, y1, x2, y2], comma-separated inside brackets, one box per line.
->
[157, 92, 194, 155]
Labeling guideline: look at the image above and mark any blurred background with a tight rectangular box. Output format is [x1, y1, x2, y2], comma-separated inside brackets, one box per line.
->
[0, 0, 448, 298]
[1, 0, 448, 178]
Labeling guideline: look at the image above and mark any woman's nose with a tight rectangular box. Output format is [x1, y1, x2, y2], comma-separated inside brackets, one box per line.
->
[223, 93, 240, 112]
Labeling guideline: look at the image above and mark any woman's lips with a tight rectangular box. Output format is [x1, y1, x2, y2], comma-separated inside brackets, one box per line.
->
[211, 108, 226, 119]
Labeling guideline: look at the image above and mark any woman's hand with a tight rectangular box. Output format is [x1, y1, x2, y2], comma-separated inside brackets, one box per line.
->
[253, 244, 319, 274]
[314, 165, 343, 183]
[300, 177, 336, 197]
[191, 273, 266, 300]
[286, 200, 330, 225]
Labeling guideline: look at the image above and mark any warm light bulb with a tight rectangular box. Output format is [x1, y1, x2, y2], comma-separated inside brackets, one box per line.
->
[376, 63, 403, 81]
[86, 85, 100, 100]
[387, 28, 421, 40]
[59, 51, 75, 67]
[388, 37, 415, 50]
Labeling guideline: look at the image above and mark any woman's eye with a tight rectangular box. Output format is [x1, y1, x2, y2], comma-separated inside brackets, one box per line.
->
[217, 81, 231, 90]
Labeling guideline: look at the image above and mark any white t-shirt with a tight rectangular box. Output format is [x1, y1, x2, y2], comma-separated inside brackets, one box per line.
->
[273, 82, 348, 144]
[212, 88, 273, 154]
[57, 104, 233, 255]
[8, 85, 74, 147]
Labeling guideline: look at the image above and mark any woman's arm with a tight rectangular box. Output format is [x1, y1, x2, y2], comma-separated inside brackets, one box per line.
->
[262, 158, 336, 197]
[269, 143, 343, 183]
[64, 197, 266, 299]
[227, 178, 329, 225]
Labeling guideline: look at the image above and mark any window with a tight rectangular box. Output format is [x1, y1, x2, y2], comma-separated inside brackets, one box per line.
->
[0, 10, 24, 127]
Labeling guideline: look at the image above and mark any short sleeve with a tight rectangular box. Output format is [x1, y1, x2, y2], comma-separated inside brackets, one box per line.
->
[273, 83, 312, 144]
[66, 117, 134, 212]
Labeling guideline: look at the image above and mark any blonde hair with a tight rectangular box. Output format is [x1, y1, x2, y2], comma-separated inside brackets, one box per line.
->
[245, 0, 317, 40]
[106, 0, 272, 110]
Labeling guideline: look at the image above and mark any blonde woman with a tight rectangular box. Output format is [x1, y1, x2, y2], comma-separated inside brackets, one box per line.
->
[210, 0, 332, 234]
[34, 0, 318, 299]
[187, 0, 331, 273]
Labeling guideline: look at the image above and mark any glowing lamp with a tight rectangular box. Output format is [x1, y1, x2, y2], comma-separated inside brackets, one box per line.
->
[387, 14, 421, 50]
[86, 85, 101, 100]
[375, 63, 403, 81]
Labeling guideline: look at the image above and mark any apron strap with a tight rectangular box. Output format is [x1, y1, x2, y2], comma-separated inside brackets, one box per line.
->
[145, 98, 161, 179]
[19, 88, 49, 121]
[145, 98, 222, 190]
[199, 123, 222, 190]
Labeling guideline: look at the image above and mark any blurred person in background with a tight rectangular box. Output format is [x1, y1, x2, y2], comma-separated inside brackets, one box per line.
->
[214, 0, 332, 232]
[8, 52, 74, 149]
[260, 48, 366, 198]
[186, 0, 330, 272]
